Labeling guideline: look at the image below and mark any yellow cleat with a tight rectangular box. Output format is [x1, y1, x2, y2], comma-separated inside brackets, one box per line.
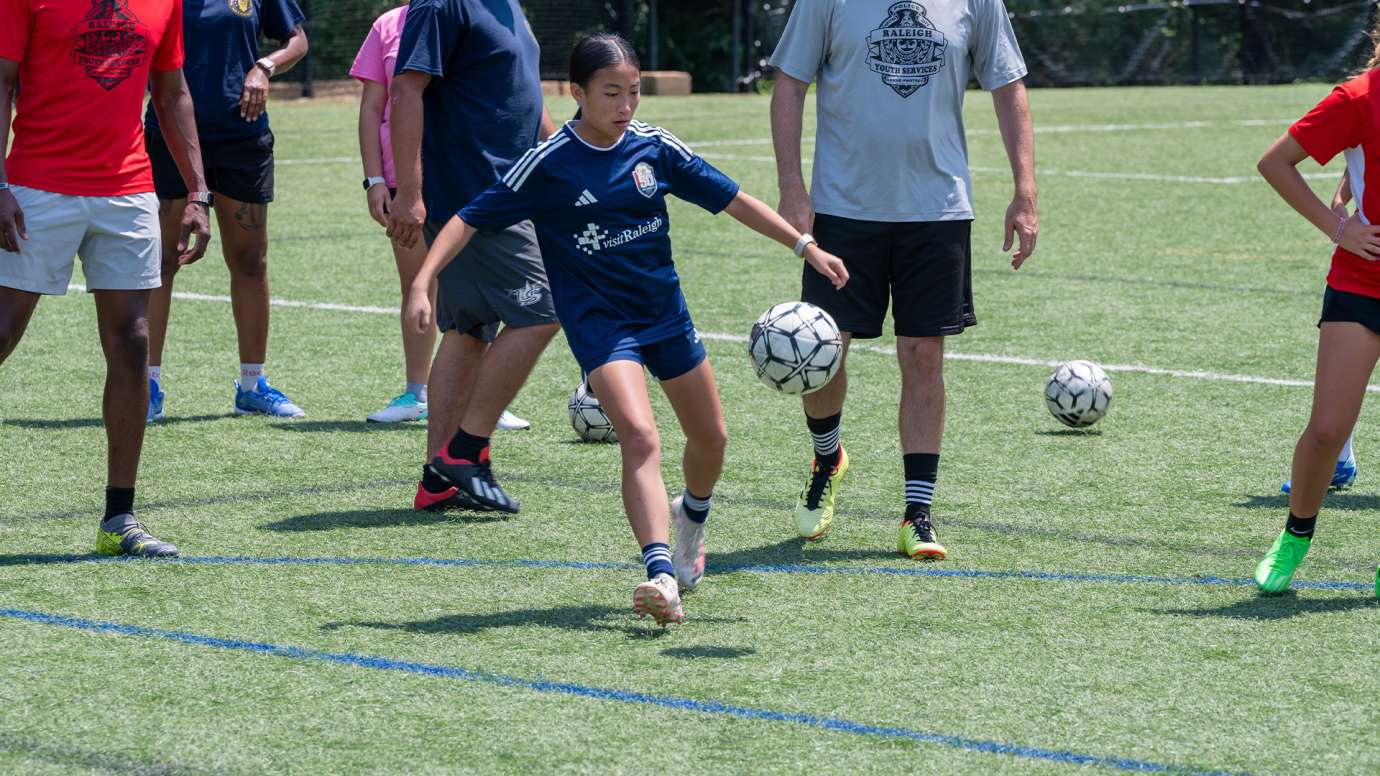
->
[793, 447, 849, 540]
[898, 514, 946, 561]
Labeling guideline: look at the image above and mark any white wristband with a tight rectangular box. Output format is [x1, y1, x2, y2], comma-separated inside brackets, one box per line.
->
[794, 233, 816, 258]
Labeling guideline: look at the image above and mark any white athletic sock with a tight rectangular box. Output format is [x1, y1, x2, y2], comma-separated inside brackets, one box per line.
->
[240, 363, 265, 389]
[147, 365, 161, 385]
[1339, 433, 1355, 464]
[407, 381, 428, 404]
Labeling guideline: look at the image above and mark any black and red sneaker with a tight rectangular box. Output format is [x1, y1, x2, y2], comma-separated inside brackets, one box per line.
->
[413, 480, 486, 512]
[428, 446, 520, 513]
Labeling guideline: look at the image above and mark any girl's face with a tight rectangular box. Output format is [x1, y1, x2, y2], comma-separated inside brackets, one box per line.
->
[572, 61, 640, 142]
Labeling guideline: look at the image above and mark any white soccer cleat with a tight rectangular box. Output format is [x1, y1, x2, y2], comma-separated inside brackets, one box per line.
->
[671, 496, 706, 591]
[367, 392, 428, 423]
[496, 409, 531, 431]
[633, 573, 684, 626]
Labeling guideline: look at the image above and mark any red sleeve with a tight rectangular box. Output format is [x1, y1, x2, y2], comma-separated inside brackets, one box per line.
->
[1289, 85, 1361, 166]
[0, 0, 32, 62]
[152, 0, 186, 72]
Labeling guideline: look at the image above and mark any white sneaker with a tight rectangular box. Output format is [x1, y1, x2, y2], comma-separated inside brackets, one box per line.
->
[633, 573, 684, 626]
[671, 496, 706, 591]
[367, 392, 428, 423]
[496, 409, 531, 431]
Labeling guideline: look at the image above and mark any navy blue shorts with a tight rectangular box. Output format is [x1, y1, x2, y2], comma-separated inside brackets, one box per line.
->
[583, 328, 707, 381]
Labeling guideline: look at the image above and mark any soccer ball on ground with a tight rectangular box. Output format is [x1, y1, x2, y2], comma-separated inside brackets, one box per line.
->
[568, 380, 618, 442]
[748, 302, 843, 395]
[1044, 360, 1112, 428]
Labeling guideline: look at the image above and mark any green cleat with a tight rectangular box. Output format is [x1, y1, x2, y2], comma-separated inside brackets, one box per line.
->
[96, 515, 179, 558]
[898, 513, 947, 561]
[1254, 529, 1309, 595]
[793, 447, 849, 540]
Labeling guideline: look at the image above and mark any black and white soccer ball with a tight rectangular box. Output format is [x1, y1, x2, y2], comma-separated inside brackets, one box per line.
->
[1044, 360, 1113, 428]
[568, 380, 617, 442]
[748, 302, 843, 395]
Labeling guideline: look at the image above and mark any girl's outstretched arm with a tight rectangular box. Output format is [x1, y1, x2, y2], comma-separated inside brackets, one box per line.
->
[723, 191, 849, 289]
[405, 215, 477, 332]
[1258, 133, 1380, 259]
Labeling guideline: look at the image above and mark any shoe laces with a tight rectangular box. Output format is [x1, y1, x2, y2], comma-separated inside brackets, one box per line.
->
[905, 514, 937, 543]
[257, 383, 293, 408]
[387, 393, 415, 408]
[804, 465, 832, 509]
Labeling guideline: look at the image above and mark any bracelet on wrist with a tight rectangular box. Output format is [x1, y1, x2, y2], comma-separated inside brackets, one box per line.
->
[1332, 216, 1346, 245]
[793, 233, 816, 258]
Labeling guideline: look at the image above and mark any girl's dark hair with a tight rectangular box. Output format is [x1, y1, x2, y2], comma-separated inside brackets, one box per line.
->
[569, 34, 640, 119]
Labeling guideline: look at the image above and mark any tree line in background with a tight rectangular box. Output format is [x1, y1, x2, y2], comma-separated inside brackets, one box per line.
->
[294, 0, 1377, 92]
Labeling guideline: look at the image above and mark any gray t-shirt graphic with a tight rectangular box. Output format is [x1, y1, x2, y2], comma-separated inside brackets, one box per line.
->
[770, 0, 1026, 222]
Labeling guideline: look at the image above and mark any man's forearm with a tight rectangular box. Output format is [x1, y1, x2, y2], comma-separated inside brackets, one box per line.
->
[538, 104, 557, 142]
[390, 89, 424, 194]
[151, 77, 208, 192]
[993, 80, 1036, 198]
[770, 76, 809, 194]
[0, 78, 12, 183]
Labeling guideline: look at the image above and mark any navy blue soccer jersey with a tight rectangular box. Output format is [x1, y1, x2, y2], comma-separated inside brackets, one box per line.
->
[459, 121, 741, 367]
[145, 0, 305, 142]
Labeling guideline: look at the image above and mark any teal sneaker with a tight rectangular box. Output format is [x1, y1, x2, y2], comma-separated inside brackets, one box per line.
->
[96, 515, 178, 557]
[234, 376, 304, 418]
[367, 392, 428, 423]
[1255, 530, 1310, 595]
[146, 378, 164, 424]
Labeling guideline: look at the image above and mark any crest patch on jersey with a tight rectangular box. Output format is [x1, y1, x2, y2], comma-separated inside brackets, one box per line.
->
[70, 0, 151, 91]
[866, 1, 947, 98]
[632, 162, 658, 198]
[228, 0, 253, 18]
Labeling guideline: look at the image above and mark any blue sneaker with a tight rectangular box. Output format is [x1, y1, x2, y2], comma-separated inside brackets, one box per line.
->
[1281, 456, 1357, 494]
[234, 376, 305, 418]
[146, 378, 164, 424]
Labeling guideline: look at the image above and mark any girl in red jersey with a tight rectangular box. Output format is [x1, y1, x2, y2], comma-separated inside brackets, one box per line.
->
[1254, 25, 1380, 597]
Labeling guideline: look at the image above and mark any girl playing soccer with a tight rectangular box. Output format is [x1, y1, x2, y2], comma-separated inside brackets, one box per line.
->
[1255, 30, 1380, 597]
[404, 34, 848, 624]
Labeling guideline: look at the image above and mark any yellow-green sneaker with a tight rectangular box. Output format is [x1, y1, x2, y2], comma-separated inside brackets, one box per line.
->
[1254, 529, 1309, 595]
[96, 515, 178, 558]
[898, 513, 947, 561]
[793, 447, 849, 540]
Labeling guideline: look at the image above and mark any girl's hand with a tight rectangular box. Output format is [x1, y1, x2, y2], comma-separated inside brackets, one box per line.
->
[804, 245, 849, 289]
[240, 66, 270, 122]
[366, 184, 390, 227]
[1337, 214, 1380, 261]
[403, 284, 433, 333]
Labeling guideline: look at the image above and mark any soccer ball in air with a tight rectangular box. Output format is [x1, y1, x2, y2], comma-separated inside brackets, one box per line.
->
[568, 381, 618, 442]
[1044, 360, 1112, 428]
[748, 302, 843, 395]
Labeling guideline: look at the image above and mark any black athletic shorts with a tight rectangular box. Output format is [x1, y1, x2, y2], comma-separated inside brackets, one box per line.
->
[1320, 285, 1380, 336]
[422, 221, 558, 342]
[146, 127, 275, 204]
[803, 214, 974, 339]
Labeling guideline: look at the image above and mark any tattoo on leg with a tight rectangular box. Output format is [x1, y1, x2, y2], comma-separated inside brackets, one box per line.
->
[234, 202, 266, 232]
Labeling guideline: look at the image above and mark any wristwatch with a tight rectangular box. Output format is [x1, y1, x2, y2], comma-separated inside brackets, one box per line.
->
[187, 191, 213, 208]
[0, 182, 9, 192]
[254, 57, 277, 78]
[363, 176, 387, 191]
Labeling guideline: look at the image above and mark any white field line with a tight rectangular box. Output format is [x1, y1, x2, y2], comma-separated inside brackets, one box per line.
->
[67, 284, 1376, 393]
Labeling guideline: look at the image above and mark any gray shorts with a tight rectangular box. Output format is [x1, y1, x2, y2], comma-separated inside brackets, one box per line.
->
[424, 221, 557, 341]
[0, 185, 161, 295]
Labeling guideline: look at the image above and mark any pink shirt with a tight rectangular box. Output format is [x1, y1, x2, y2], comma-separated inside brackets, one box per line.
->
[350, 5, 408, 189]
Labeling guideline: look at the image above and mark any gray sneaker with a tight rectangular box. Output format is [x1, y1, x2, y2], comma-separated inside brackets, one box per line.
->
[96, 515, 178, 557]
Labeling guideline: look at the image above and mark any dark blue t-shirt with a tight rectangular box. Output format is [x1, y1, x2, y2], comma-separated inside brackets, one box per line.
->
[145, 0, 304, 142]
[394, 0, 543, 218]
[459, 121, 741, 365]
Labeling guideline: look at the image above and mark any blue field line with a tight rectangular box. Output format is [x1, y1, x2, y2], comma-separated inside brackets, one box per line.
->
[14, 553, 1372, 592]
[0, 606, 1245, 775]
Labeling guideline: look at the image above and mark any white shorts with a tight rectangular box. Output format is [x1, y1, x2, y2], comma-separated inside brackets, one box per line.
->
[0, 185, 161, 295]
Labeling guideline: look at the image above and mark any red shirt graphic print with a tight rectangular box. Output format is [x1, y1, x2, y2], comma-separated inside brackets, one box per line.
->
[0, 0, 185, 196]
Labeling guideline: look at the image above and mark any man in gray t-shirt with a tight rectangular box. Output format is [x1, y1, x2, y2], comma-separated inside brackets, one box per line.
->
[770, 0, 1038, 560]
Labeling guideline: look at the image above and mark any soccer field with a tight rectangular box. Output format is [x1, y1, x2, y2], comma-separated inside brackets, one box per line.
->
[2, 84, 1378, 774]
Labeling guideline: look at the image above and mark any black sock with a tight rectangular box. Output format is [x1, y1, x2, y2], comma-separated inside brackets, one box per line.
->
[446, 427, 490, 462]
[104, 487, 134, 521]
[1285, 512, 1317, 539]
[421, 466, 448, 493]
[903, 452, 939, 514]
[807, 412, 842, 470]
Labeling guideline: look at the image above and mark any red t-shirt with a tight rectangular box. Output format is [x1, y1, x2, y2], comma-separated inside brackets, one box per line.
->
[0, 0, 184, 196]
[1289, 69, 1380, 299]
